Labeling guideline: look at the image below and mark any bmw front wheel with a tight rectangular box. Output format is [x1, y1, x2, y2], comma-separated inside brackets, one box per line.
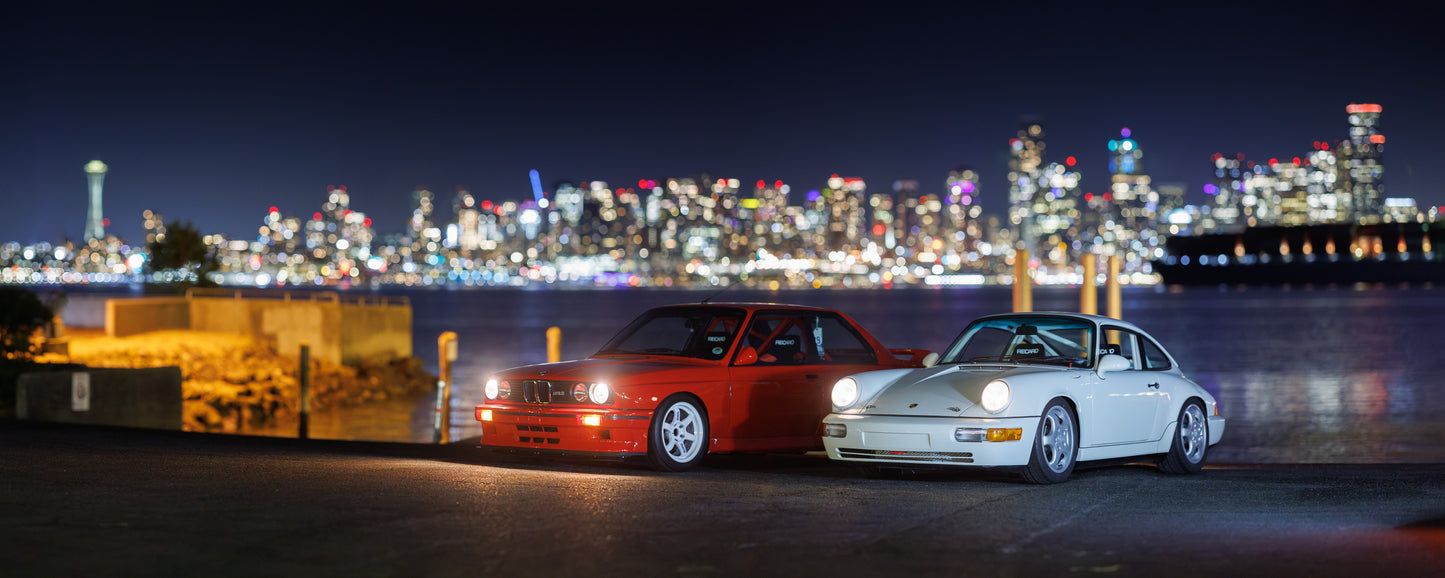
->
[647, 395, 708, 472]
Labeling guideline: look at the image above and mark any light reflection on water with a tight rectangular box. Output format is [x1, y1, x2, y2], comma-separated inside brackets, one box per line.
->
[316, 285, 1444, 463]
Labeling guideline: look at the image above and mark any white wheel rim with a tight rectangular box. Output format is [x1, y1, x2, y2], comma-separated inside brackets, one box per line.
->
[1180, 404, 1207, 464]
[1040, 405, 1074, 474]
[660, 401, 704, 463]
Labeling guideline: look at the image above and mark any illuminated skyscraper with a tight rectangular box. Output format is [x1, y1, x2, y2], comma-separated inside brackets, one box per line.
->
[83, 160, 108, 242]
[1031, 161, 1081, 264]
[1007, 119, 1045, 249]
[409, 187, 435, 245]
[1339, 103, 1385, 223]
[1104, 128, 1155, 272]
[1207, 153, 1246, 230]
[453, 186, 481, 251]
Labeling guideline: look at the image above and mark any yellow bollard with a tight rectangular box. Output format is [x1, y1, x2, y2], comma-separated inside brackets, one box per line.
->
[1012, 250, 1032, 312]
[1080, 253, 1097, 316]
[435, 331, 458, 444]
[547, 326, 562, 363]
[1106, 256, 1122, 320]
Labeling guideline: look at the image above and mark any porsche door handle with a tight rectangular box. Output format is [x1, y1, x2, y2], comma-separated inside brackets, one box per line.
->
[1147, 382, 1160, 389]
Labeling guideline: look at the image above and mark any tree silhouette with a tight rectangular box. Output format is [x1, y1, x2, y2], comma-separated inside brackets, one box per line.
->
[146, 220, 219, 287]
[0, 287, 54, 359]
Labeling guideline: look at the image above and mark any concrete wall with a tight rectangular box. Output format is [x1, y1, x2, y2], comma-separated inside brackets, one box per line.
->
[102, 292, 410, 366]
[16, 367, 183, 430]
[107, 297, 190, 337]
[60, 295, 110, 329]
[340, 301, 412, 364]
[189, 297, 342, 364]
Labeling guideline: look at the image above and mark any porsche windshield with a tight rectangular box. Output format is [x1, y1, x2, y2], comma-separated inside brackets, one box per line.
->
[595, 307, 746, 361]
[939, 316, 1095, 368]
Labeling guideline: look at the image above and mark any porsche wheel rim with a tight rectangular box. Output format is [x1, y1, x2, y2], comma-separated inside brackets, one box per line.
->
[1180, 404, 1207, 464]
[660, 401, 703, 463]
[1040, 405, 1074, 474]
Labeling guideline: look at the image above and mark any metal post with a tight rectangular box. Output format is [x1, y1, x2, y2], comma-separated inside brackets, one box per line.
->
[1080, 253, 1097, 315]
[435, 331, 457, 444]
[1013, 250, 1032, 313]
[547, 327, 562, 363]
[1107, 255, 1122, 320]
[298, 343, 310, 440]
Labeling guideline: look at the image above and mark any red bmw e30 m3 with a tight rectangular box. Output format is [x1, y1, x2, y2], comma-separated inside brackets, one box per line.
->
[475, 303, 929, 471]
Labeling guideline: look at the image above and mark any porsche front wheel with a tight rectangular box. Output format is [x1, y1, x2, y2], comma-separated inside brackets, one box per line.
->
[1159, 400, 1208, 474]
[1022, 399, 1078, 484]
[646, 395, 708, 472]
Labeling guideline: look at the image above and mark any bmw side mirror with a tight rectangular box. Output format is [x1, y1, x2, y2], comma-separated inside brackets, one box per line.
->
[734, 346, 758, 366]
[1096, 354, 1131, 377]
[921, 352, 939, 368]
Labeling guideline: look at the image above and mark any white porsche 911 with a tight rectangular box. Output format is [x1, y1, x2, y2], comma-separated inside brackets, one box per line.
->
[821, 312, 1225, 483]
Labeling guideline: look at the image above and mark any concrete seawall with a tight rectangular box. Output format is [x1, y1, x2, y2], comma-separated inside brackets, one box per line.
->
[16, 367, 183, 430]
[101, 290, 411, 365]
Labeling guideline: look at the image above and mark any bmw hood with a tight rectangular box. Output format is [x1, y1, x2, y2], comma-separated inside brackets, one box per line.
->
[497, 356, 715, 386]
[862, 364, 1062, 417]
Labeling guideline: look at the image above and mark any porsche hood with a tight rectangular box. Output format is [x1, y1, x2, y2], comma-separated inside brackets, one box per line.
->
[858, 364, 1062, 417]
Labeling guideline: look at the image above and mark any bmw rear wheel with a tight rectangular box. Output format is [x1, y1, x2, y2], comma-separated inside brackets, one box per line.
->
[1022, 399, 1078, 484]
[647, 395, 708, 472]
[1159, 400, 1208, 474]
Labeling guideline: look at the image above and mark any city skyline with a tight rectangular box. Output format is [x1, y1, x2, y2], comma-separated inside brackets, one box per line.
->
[3, 2, 1440, 243]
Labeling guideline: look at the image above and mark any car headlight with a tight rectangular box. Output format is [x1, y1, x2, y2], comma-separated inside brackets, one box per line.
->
[497, 380, 511, 400]
[572, 383, 588, 402]
[831, 377, 859, 409]
[484, 378, 499, 400]
[588, 382, 611, 404]
[980, 380, 1010, 413]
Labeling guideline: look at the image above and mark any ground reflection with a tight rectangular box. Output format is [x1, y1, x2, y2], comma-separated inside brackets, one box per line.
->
[295, 286, 1444, 464]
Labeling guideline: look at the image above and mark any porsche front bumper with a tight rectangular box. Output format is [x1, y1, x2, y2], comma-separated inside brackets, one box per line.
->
[821, 413, 1039, 468]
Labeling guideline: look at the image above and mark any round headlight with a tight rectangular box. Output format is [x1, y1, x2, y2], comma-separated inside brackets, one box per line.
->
[981, 380, 1010, 413]
[484, 379, 499, 400]
[589, 382, 611, 404]
[831, 377, 859, 409]
[572, 383, 588, 402]
[497, 380, 511, 400]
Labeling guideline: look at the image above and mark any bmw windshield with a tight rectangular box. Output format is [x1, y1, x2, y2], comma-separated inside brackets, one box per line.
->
[939, 316, 1095, 368]
[595, 307, 746, 361]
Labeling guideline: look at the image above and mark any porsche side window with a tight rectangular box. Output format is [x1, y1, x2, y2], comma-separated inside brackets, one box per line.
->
[812, 315, 877, 365]
[1102, 327, 1138, 369]
[1139, 337, 1172, 371]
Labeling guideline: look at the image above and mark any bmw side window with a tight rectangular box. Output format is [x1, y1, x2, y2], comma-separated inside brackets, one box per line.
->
[812, 315, 877, 365]
[1140, 337, 1171, 371]
[747, 314, 808, 365]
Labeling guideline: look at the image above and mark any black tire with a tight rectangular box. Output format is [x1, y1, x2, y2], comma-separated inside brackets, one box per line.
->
[1022, 399, 1078, 484]
[1159, 400, 1208, 475]
[646, 395, 709, 472]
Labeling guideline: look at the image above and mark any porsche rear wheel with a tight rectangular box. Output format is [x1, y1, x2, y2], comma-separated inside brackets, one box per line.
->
[1159, 400, 1208, 474]
[646, 395, 708, 472]
[1022, 399, 1078, 484]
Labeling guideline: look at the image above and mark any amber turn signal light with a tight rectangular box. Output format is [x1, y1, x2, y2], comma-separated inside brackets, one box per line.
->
[986, 428, 1022, 442]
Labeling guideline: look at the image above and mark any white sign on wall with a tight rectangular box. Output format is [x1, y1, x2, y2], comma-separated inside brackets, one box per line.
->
[71, 372, 91, 412]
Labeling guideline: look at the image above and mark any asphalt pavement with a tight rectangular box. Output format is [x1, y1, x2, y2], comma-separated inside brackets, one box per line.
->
[2, 421, 1441, 577]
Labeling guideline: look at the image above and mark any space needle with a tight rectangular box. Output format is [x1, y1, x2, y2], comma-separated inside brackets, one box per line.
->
[84, 160, 107, 242]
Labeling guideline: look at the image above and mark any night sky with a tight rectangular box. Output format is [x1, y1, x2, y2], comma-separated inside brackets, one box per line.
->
[3, 1, 1440, 244]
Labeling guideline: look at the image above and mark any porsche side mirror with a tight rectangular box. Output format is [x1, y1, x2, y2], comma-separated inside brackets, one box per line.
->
[734, 346, 758, 366]
[921, 352, 939, 368]
[1096, 354, 1131, 377]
